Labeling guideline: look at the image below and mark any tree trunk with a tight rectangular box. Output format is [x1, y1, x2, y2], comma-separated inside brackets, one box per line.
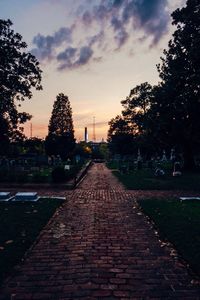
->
[183, 144, 196, 171]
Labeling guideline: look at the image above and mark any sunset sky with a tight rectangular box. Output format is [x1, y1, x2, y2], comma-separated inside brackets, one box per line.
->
[1, 0, 186, 141]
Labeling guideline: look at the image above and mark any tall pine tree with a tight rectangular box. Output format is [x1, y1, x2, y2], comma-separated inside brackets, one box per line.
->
[45, 93, 76, 159]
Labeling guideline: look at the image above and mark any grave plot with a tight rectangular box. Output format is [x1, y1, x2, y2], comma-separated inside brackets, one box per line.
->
[13, 192, 39, 202]
[0, 192, 14, 201]
[180, 196, 200, 201]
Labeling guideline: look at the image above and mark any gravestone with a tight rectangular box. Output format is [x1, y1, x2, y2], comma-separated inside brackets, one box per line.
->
[137, 149, 142, 162]
[170, 148, 175, 161]
[48, 156, 53, 166]
[162, 150, 167, 161]
[173, 162, 182, 176]
[137, 148, 143, 170]
[154, 163, 165, 176]
[75, 155, 81, 164]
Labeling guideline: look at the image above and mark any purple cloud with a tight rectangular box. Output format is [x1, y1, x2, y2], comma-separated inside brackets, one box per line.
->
[32, 26, 73, 61]
[82, 11, 92, 26]
[121, 0, 170, 44]
[111, 17, 128, 48]
[32, 0, 171, 68]
[75, 46, 93, 66]
[133, 0, 170, 44]
[57, 46, 93, 70]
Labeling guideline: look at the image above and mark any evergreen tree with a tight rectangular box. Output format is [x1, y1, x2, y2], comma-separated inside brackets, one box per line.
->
[45, 93, 76, 159]
[0, 19, 42, 154]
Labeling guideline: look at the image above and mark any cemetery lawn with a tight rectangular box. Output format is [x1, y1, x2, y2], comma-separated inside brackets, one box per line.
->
[0, 198, 64, 285]
[138, 198, 200, 277]
[113, 169, 200, 190]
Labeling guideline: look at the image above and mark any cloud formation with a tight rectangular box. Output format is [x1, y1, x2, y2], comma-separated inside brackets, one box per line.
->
[32, 26, 73, 61]
[133, 0, 170, 44]
[32, 0, 171, 69]
[57, 46, 93, 70]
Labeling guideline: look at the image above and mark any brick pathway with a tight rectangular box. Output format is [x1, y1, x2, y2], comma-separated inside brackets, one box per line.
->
[0, 163, 199, 299]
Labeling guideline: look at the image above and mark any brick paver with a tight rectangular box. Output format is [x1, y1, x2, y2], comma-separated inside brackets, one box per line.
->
[78, 163, 124, 190]
[0, 163, 199, 299]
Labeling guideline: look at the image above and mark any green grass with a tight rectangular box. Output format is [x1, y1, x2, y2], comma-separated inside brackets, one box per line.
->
[113, 169, 200, 190]
[139, 198, 200, 276]
[0, 198, 64, 285]
[107, 161, 120, 170]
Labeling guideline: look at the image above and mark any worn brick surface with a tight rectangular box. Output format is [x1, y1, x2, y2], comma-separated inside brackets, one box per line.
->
[0, 163, 199, 299]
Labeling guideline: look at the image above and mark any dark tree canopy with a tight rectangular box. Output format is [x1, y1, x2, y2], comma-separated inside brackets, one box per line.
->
[121, 82, 153, 135]
[0, 19, 42, 154]
[108, 85, 157, 157]
[45, 93, 76, 159]
[107, 115, 134, 155]
[108, 0, 200, 169]
[156, 0, 200, 169]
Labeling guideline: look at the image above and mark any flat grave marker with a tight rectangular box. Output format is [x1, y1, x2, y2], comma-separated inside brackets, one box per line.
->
[180, 197, 200, 201]
[13, 192, 39, 202]
[0, 192, 14, 201]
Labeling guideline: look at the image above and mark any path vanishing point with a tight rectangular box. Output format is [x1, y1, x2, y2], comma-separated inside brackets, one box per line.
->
[0, 163, 200, 299]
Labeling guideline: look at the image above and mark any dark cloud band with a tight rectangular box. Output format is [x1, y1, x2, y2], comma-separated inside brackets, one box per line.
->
[32, 0, 170, 70]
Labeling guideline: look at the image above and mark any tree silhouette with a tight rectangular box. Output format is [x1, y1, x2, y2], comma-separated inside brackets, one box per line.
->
[156, 0, 200, 169]
[107, 115, 134, 155]
[0, 19, 42, 154]
[108, 1, 200, 168]
[121, 82, 153, 135]
[45, 93, 76, 159]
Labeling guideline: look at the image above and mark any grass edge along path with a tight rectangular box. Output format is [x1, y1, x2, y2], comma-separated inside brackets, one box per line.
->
[138, 198, 200, 278]
[0, 198, 64, 286]
[112, 169, 200, 190]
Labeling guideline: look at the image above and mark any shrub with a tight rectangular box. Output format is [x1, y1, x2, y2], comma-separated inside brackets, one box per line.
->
[32, 172, 48, 183]
[16, 172, 27, 183]
[0, 169, 8, 182]
[51, 166, 66, 183]
[65, 168, 77, 181]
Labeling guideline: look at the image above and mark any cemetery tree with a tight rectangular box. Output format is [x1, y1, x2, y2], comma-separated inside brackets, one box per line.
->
[120, 82, 158, 155]
[24, 138, 45, 155]
[0, 19, 42, 154]
[45, 93, 76, 159]
[107, 115, 134, 155]
[121, 82, 153, 135]
[157, 0, 200, 170]
[141, 84, 177, 151]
